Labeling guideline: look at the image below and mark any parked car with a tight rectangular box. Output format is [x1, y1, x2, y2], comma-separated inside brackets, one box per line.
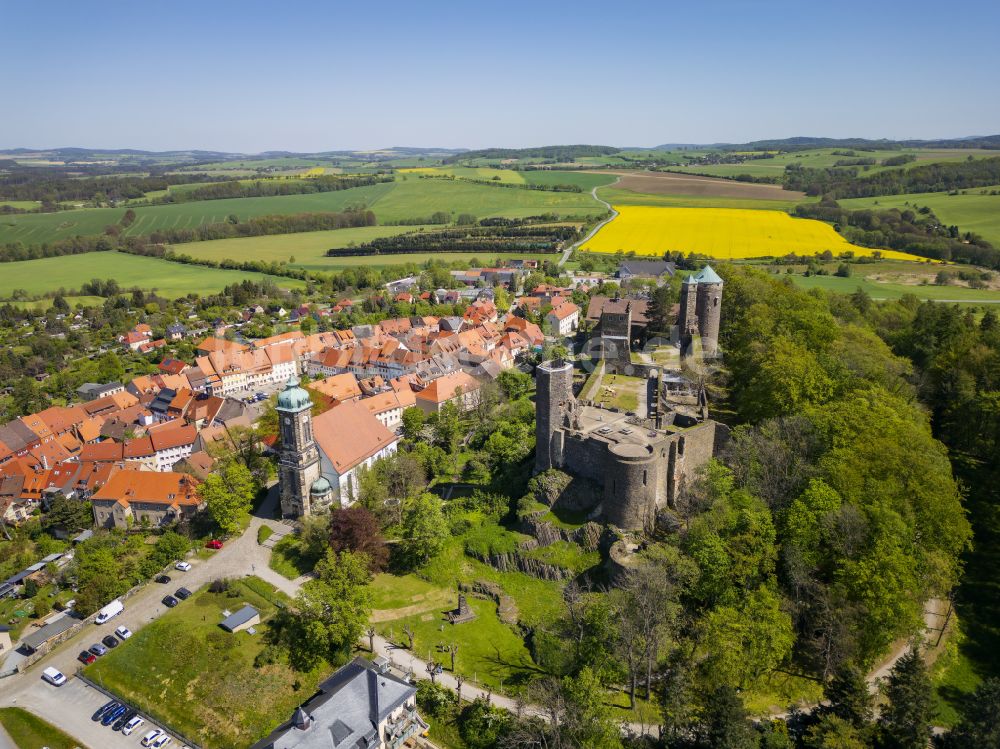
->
[94, 598, 124, 624]
[155, 574, 172, 584]
[115, 625, 133, 640]
[205, 539, 223, 550]
[92, 700, 117, 721]
[122, 716, 145, 736]
[102, 634, 120, 649]
[150, 735, 173, 748]
[162, 595, 179, 608]
[89, 642, 108, 657]
[78, 650, 97, 665]
[174, 561, 192, 572]
[102, 703, 128, 726]
[141, 729, 163, 746]
[112, 709, 136, 731]
[175, 587, 192, 600]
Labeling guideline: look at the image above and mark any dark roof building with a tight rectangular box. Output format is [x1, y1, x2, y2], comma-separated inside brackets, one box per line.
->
[251, 657, 425, 749]
[616, 260, 676, 281]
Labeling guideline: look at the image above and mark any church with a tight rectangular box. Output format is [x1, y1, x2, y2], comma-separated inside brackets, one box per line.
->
[276, 378, 399, 517]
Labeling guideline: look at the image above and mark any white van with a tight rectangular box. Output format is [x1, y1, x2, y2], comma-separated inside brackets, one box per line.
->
[41, 667, 66, 686]
[95, 599, 124, 624]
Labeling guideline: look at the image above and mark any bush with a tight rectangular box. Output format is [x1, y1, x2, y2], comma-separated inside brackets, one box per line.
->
[257, 525, 274, 545]
[209, 578, 230, 594]
[416, 680, 456, 719]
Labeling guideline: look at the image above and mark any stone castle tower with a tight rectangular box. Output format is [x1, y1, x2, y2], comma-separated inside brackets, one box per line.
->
[534, 359, 574, 473]
[277, 377, 331, 517]
[677, 265, 723, 357]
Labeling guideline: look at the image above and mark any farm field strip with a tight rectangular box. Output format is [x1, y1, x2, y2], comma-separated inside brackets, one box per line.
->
[0, 251, 305, 300]
[582, 205, 930, 261]
[589, 169, 804, 200]
[0, 178, 603, 246]
[596, 187, 807, 212]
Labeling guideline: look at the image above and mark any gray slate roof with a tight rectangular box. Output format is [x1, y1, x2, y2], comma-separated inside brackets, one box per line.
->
[251, 658, 415, 749]
[618, 260, 676, 278]
[219, 604, 259, 632]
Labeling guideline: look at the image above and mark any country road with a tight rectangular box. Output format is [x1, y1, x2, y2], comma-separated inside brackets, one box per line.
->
[560, 178, 620, 266]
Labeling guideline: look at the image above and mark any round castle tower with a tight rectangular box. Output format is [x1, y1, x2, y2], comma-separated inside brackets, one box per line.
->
[693, 265, 723, 356]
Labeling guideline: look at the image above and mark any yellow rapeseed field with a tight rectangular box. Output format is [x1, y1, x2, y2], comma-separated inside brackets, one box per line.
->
[583, 205, 931, 262]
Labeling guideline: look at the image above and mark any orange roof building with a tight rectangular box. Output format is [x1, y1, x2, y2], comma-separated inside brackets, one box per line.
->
[91, 470, 202, 529]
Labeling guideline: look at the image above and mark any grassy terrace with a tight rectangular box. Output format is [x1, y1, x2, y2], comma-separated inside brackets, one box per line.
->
[595, 373, 645, 411]
[86, 577, 325, 749]
[0, 707, 84, 749]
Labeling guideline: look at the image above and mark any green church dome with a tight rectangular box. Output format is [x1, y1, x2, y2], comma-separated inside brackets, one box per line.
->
[277, 377, 312, 411]
[310, 476, 332, 495]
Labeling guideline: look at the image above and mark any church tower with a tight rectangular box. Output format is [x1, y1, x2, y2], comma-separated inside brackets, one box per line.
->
[277, 377, 323, 517]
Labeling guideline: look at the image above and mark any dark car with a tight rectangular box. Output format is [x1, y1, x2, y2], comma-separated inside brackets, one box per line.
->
[162, 595, 178, 608]
[175, 587, 192, 600]
[102, 635, 120, 649]
[92, 700, 119, 721]
[102, 703, 128, 726]
[78, 650, 97, 665]
[112, 709, 137, 731]
[155, 574, 171, 584]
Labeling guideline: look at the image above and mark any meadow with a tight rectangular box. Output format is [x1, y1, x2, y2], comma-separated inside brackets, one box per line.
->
[398, 166, 616, 191]
[583, 205, 930, 261]
[840, 186, 1000, 247]
[86, 579, 325, 749]
[0, 251, 305, 301]
[787, 272, 1000, 303]
[0, 178, 605, 246]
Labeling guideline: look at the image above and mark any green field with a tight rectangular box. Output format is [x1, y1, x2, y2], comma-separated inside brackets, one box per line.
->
[0, 200, 41, 210]
[8, 294, 106, 309]
[0, 178, 604, 246]
[598, 186, 807, 212]
[86, 579, 323, 749]
[0, 707, 84, 749]
[521, 170, 617, 190]
[840, 186, 1000, 247]
[787, 271, 1000, 303]
[0, 252, 305, 301]
[172, 225, 558, 271]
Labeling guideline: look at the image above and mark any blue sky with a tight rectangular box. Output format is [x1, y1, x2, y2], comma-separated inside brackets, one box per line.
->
[4, 0, 998, 152]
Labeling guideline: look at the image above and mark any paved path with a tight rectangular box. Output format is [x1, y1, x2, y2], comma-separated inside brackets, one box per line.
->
[0, 723, 15, 749]
[560, 179, 620, 266]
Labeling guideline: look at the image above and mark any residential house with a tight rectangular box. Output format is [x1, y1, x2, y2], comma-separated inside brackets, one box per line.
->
[546, 300, 580, 337]
[250, 657, 424, 749]
[415, 371, 482, 415]
[91, 470, 202, 529]
[616, 259, 676, 284]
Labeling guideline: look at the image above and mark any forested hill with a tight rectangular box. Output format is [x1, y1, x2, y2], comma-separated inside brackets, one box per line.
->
[715, 265, 971, 674]
[443, 145, 620, 163]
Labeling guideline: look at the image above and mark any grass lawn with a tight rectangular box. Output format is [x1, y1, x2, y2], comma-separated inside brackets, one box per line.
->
[9, 295, 106, 310]
[0, 251, 305, 301]
[0, 707, 85, 749]
[787, 271, 1000, 303]
[598, 186, 806, 212]
[268, 535, 312, 579]
[596, 373, 645, 411]
[85, 577, 325, 749]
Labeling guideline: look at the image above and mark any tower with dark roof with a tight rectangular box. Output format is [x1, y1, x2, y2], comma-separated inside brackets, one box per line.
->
[277, 377, 322, 517]
[677, 265, 723, 358]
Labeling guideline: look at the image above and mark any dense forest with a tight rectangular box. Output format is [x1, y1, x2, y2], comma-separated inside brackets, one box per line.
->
[783, 156, 1000, 198]
[794, 199, 999, 268]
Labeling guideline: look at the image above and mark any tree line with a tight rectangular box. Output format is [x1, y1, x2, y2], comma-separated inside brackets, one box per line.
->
[0, 172, 225, 206]
[443, 145, 619, 164]
[326, 224, 577, 257]
[148, 174, 392, 204]
[784, 156, 1000, 197]
[794, 198, 999, 268]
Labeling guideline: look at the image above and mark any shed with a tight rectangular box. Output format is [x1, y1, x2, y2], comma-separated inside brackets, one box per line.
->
[20, 613, 80, 653]
[72, 529, 94, 544]
[219, 605, 260, 633]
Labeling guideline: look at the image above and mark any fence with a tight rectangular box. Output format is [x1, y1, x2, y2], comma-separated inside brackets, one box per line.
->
[76, 671, 203, 749]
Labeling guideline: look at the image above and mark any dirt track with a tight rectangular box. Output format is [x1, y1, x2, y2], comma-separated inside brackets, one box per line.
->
[590, 169, 805, 201]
